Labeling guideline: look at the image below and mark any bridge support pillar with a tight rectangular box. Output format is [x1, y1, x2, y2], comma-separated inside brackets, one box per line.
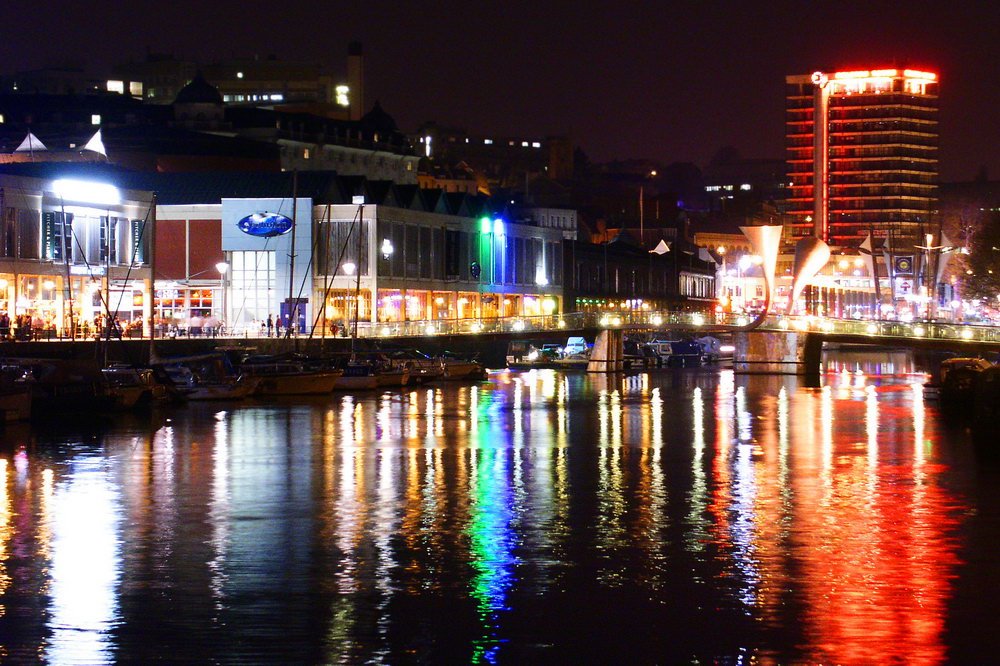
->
[588, 329, 625, 372]
[733, 330, 822, 375]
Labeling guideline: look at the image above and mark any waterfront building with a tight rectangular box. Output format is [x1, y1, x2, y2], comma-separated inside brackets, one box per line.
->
[0, 173, 154, 337]
[784, 68, 939, 247]
[160, 177, 565, 335]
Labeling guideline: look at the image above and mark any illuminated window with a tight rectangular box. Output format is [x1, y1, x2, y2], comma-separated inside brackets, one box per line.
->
[106, 80, 124, 94]
[231, 250, 276, 324]
[521, 141, 529, 147]
[335, 85, 349, 106]
[0, 114, 4, 124]
[129, 81, 143, 96]
[484, 139, 493, 145]
[303, 148, 310, 159]
[740, 183, 752, 191]
[91, 114, 101, 125]
[270, 93, 283, 101]
[532, 142, 541, 148]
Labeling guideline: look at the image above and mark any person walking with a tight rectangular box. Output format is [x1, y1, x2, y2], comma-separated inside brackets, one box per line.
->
[266, 314, 274, 337]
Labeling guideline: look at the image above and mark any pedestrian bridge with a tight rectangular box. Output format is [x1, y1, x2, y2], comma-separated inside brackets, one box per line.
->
[345, 310, 1000, 347]
[345, 311, 1000, 375]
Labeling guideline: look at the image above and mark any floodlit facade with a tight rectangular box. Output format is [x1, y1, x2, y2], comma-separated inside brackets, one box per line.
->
[0, 174, 154, 337]
[785, 68, 939, 247]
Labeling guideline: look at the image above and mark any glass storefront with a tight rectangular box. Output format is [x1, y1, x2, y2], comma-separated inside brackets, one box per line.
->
[229, 250, 276, 329]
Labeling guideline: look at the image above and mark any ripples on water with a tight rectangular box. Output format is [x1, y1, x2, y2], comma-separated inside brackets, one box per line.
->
[0, 351, 997, 664]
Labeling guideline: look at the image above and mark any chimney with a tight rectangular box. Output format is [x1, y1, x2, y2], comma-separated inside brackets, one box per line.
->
[348, 41, 364, 121]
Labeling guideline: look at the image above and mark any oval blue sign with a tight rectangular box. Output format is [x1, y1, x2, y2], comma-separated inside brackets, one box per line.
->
[237, 212, 294, 238]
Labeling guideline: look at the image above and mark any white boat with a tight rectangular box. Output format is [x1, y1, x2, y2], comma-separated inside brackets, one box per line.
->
[439, 353, 486, 380]
[383, 349, 445, 385]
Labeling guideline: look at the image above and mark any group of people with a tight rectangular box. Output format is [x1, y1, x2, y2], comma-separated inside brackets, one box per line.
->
[0, 311, 50, 341]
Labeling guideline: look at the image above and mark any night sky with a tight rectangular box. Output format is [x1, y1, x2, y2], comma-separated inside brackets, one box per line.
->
[2, 0, 996, 181]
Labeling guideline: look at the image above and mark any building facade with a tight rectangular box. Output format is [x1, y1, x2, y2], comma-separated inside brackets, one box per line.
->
[785, 68, 939, 247]
[0, 174, 154, 338]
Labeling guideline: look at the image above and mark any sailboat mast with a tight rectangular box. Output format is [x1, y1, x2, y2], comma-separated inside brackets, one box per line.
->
[59, 196, 75, 339]
[351, 200, 364, 357]
[287, 170, 298, 336]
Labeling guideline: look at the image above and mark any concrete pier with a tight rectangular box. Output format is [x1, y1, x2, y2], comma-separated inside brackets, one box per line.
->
[587, 329, 625, 372]
[733, 330, 822, 375]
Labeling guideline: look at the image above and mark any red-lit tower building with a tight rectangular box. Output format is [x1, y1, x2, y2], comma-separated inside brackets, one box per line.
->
[784, 68, 939, 248]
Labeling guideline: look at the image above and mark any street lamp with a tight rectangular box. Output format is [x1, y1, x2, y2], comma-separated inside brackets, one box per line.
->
[738, 254, 752, 312]
[716, 246, 729, 307]
[216, 261, 229, 333]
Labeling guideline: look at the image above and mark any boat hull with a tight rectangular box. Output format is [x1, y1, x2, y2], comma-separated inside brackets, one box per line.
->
[253, 371, 342, 396]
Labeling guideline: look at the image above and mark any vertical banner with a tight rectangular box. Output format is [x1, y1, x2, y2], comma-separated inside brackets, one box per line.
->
[42, 211, 56, 260]
[130, 219, 146, 263]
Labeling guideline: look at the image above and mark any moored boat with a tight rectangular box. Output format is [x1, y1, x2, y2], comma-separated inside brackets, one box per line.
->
[332, 362, 379, 391]
[152, 352, 261, 401]
[240, 355, 343, 396]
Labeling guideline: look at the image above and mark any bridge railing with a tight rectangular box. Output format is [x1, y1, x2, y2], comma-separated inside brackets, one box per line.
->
[337, 310, 754, 339]
[756, 315, 1000, 344]
[199, 311, 1000, 344]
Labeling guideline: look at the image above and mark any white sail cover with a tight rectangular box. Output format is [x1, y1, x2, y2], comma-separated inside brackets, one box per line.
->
[82, 129, 107, 157]
[14, 132, 47, 152]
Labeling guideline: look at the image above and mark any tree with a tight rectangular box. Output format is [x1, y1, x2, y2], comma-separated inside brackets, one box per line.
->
[962, 210, 1000, 301]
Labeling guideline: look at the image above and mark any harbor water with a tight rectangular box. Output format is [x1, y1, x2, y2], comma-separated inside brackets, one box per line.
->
[0, 351, 997, 664]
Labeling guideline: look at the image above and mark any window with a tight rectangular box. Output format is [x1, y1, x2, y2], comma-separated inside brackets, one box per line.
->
[91, 114, 101, 125]
[106, 80, 124, 94]
[230, 250, 275, 325]
[129, 81, 144, 97]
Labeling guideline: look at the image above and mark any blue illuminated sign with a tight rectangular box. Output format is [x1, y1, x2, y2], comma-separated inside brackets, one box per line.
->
[236, 212, 294, 238]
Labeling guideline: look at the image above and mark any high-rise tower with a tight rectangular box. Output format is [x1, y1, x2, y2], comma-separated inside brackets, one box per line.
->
[784, 68, 939, 248]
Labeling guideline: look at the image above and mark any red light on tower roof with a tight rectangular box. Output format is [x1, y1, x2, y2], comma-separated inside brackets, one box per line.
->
[831, 68, 937, 81]
[833, 70, 872, 80]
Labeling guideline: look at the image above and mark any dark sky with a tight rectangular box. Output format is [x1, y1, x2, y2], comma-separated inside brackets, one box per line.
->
[2, 0, 996, 181]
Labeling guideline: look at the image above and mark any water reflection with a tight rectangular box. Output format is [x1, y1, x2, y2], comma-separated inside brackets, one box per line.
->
[0, 357, 977, 664]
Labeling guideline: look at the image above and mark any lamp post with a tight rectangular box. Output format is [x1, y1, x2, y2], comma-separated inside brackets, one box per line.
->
[738, 254, 752, 313]
[342, 261, 357, 354]
[380, 238, 394, 325]
[216, 261, 229, 335]
[716, 246, 727, 309]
